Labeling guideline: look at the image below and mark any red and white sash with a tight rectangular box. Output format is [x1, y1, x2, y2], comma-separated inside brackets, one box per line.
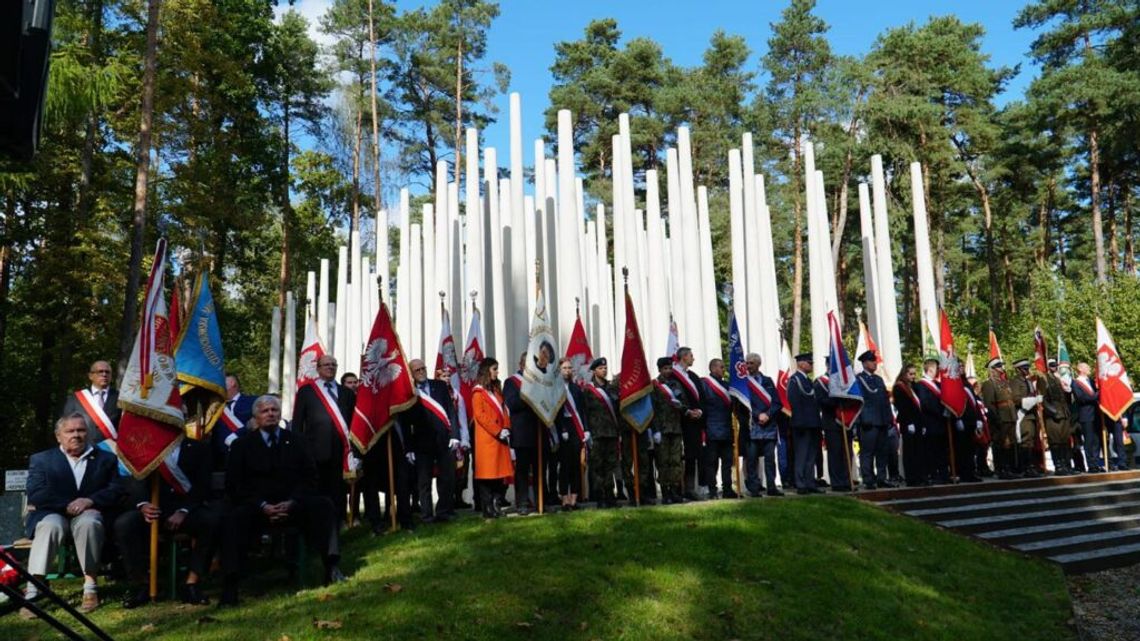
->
[219, 403, 243, 433]
[74, 390, 117, 442]
[157, 445, 192, 495]
[1074, 377, 1096, 397]
[703, 377, 731, 407]
[896, 382, 921, 408]
[917, 378, 941, 397]
[747, 376, 773, 408]
[508, 372, 523, 390]
[311, 381, 353, 475]
[474, 385, 506, 424]
[654, 380, 678, 405]
[672, 368, 700, 403]
[563, 386, 586, 440]
[586, 383, 617, 422]
[417, 385, 452, 431]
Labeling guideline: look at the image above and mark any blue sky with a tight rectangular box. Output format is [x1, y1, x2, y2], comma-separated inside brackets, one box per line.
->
[285, 0, 1041, 198]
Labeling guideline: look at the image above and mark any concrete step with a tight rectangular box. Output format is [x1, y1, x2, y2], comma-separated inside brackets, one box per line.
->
[859, 469, 1140, 503]
[901, 486, 1140, 521]
[935, 499, 1140, 534]
[1047, 541, 1140, 575]
[976, 514, 1140, 545]
[880, 478, 1140, 512]
[1012, 527, 1140, 555]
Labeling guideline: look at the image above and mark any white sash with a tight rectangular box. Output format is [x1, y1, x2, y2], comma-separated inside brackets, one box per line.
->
[220, 403, 243, 433]
[311, 381, 353, 473]
[474, 385, 505, 422]
[563, 386, 586, 439]
[417, 385, 452, 429]
[704, 377, 731, 407]
[654, 380, 678, 404]
[586, 383, 617, 422]
[76, 390, 117, 441]
[747, 376, 773, 407]
[157, 446, 192, 495]
[672, 368, 700, 402]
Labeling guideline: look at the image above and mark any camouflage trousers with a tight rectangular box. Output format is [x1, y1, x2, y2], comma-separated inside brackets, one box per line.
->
[657, 433, 684, 496]
[589, 437, 620, 502]
[621, 430, 655, 501]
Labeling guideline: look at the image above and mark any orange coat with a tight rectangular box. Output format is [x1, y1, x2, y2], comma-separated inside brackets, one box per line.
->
[473, 387, 513, 480]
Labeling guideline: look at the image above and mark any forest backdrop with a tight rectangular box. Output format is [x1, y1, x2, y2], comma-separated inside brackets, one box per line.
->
[2, 0, 1139, 471]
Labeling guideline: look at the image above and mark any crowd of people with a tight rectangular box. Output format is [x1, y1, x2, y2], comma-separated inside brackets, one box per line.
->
[13, 347, 1135, 615]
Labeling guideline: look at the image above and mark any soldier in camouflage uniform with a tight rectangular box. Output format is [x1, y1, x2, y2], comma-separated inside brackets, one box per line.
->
[652, 357, 685, 504]
[1011, 359, 1045, 478]
[1043, 358, 1076, 475]
[583, 358, 622, 508]
[981, 358, 1019, 479]
[621, 399, 656, 507]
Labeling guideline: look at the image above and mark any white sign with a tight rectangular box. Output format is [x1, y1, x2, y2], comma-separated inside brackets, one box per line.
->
[4, 470, 27, 492]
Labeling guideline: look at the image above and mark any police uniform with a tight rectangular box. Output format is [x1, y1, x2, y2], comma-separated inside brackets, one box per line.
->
[787, 355, 824, 493]
[854, 353, 892, 489]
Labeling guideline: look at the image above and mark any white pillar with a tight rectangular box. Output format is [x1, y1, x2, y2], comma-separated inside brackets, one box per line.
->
[318, 259, 330, 346]
[396, 189, 411, 348]
[646, 173, 669, 359]
[666, 148, 685, 339]
[305, 271, 316, 326]
[543, 157, 560, 351]
[911, 161, 939, 349]
[858, 183, 881, 350]
[268, 306, 281, 394]
[871, 155, 902, 382]
[805, 142, 828, 376]
[485, 148, 505, 359]
[465, 127, 483, 318]
[376, 205, 390, 307]
[524, 194, 537, 321]
[334, 245, 349, 369]
[349, 230, 363, 372]
[282, 292, 296, 420]
[509, 96, 529, 357]
[677, 127, 705, 369]
[448, 180, 463, 342]
[557, 109, 581, 346]
[410, 223, 424, 361]
[697, 186, 720, 361]
[494, 175, 511, 358]
[611, 135, 626, 356]
[421, 205, 437, 366]
[728, 148, 748, 348]
[742, 133, 763, 357]
[755, 175, 781, 371]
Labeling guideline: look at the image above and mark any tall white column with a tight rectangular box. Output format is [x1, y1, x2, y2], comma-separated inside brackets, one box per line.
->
[557, 109, 581, 346]
[697, 186, 720, 361]
[911, 162, 939, 350]
[396, 189, 411, 347]
[496, 176, 513, 356]
[742, 133, 764, 357]
[410, 223, 424, 361]
[524, 195, 537, 321]
[543, 157, 560, 351]
[421, 205, 438, 366]
[858, 183, 881, 349]
[376, 206, 390, 307]
[619, 115, 645, 329]
[305, 271, 316, 326]
[805, 143, 827, 376]
[268, 306, 281, 394]
[348, 230, 363, 371]
[334, 245, 349, 369]
[611, 135, 626, 355]
[666, 148, 684, 337]
[318, 259, 330, 346]
[509, 96, 529, 356]
[282, 292, 296, 419]
[585, 219, 601, 352]
[646, 172, 669, 358]
[755, 175, 780, 370]
[448, 181, 463, 341]
[677, 127, 706, 368]
[485, 148, 506, 359]
[728, 148, 748, 348]
[871, 155, 902, 382]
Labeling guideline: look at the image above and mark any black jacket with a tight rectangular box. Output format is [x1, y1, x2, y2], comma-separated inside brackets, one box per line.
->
[503, 372, 540, 448]
[404, 379, 460, 451]
[26, 446, 124, 537]
[225, 427, 318, 509]
[121, 437, 212, 514]
[292, 381, 356, 465]
[856, 372, 893, 427]
[788, 371, 822, 429]
[60, 388, 121, 444]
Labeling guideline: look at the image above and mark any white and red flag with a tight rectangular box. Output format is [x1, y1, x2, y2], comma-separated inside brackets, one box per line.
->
[1033, 326, 1049, 375]
[565, 310, 594, 386]
[349, 301, 417, 453]
[777, 337, 793, 417]
[435, 304, 468, 436]
[938, 309, 968, 417]
[458, 302, 485, 427]
[296, 314, 326, 389]
[117, 239, 186, 479]
[665, 316, 680, 361]
[1096, 318, 1135, 421]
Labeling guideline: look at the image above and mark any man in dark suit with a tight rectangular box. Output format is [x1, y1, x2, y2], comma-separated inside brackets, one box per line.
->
[220, 395, 344, 606]
[787, 353, 824, 494]
[113, 436, 220, 608]
[292, 354, 356, 524]
[1072, 362, 1104, 472]
[24, 413, 125, 612]
[60, 360, 120, 445]
[743, 353, 783, 497]
[504, 352, 540, 514]
[673, 347, 707, 500]
[403, 358, 460, 523]
[211, 373, 256, 466]
[916, 358, 947, 483]
[855, 350, 894, 490]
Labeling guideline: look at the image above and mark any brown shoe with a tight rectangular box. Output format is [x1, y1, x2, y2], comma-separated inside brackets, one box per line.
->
[79, 591, 99, 613]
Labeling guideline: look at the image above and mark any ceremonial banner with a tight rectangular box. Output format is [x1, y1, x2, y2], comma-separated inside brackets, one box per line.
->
[989, 329, 1003, 363]
[520, 289, 566, 426]
[296, 314, 326, 389]
[665, 317, 680, 360]
[619, 290, 654, 433]
[350, 301, 416, 453]
[435, 305, 468, 435]
[964, 347, 977, 380]
[565, 312, 594, 386]
[727, 310, 750, 409]
[1057, 335, 1072, 391]
[777, 338, 793, 417]
[1096, 318, 1135, 421]
[458, 304, 485, 426]
[854, 319, 890, 384]
[922, 312, 939, 361]
[174, 271, 226, 440]
[938, 309, 968, 417]
[1033, 326, 1049, 374]
[118, 239, 186, 478]
[826, 311, 863, 429]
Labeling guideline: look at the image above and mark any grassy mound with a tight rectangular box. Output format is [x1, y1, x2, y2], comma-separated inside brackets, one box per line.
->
[8, 498, 1074, 641]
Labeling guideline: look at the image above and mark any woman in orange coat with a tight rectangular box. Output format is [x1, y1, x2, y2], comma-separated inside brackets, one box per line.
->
[473, 357, 513, 517]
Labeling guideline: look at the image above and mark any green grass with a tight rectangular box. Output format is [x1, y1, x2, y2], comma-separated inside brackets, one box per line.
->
[8, 498, 1075, 641]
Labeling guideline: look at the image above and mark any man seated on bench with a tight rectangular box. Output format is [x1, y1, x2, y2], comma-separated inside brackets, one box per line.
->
[23, 413, 124, 614]
[113, 435, 219, 608]
[220, 395, 345, 606]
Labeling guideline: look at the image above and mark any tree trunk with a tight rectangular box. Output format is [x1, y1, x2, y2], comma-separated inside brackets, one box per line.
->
[1084, 34, 1107, 283]
[1107, 182, 1118, 274]
[117, 0, 161, 378]
[1003, 251, 1017, 315]
[454, 37, 464, 185]
[1036, 200, 1047, 268]
[77, 0, 104, 227]
[1125, 188, 1135, 275]
[351, 73, 364, 238]
[0, 195, 13, 362]
[790, 126, 803, 353]
[369, 0, 382, 232]
[277, 101, 292, 312]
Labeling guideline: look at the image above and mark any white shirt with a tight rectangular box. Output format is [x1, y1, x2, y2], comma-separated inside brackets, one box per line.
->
[89, 387, 108, 408]
[61, 446, 95, 490]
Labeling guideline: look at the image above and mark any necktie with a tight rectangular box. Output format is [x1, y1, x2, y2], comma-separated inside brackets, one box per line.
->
[267, 430, 277, 448]
[325, 381, 337, 400]
[97, 390, 105, 408]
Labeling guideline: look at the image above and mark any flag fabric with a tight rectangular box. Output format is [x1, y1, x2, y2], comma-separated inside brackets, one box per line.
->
[458, 303, 485, 428]
[1057, 335, 1072, 391]
[989, 329, 1003, 363]
[435, 305, 469, 439]
[727, 310, 750, 409]
[1033, 326, 1049, 374]
[777, 337, 793, 416]
[520, 289, 567, 426]
[665, 316, 680, 361]
[117, 239, 186, 479]
[565, 312, 594, 386]
[619, 290, 654, 433]
[826, 311, 863, 429]
[169, 279, 183, 349]
[965, 346, 977, 380]
[923, 313, 939, 360]
[938, 309, 968, 418]
[174, 271, 226, 441]
[349, 302, 417, 453]
[296, 314, 326, 389]
[1096, 318, 1135, 421]
[854, 320, 890, 384]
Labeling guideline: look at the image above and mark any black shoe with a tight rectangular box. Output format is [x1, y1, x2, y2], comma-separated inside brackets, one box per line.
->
[722, 490, 739, 499]
[122, 589, 151, 610]
[960, 475, 984, 483]
[880, 480, 898, 488]
[767, 489, 784, 497]
[831, 485, 852, 492]
[683, 492, 701, 502]
[809, 487, 825, 494]
[180, 583, 209, 606]
[517, 507, 532, 516]
[816, 478, 830, 488]
[863, 483, 878, 491]
[218, 585, 239, 608]
[324, 566, 347, 586]
[796, 489, 812, 495]
[455, 499, 473, 510]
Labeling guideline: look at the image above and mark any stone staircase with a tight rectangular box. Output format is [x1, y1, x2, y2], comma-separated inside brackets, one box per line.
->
[861, 471, 1140, 574]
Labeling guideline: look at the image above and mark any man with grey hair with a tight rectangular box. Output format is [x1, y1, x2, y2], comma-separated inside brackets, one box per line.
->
[23, 413, 124, 613]
[220, 395, 344, 606]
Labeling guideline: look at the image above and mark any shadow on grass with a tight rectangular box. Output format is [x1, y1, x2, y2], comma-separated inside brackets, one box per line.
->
[7, 498, 1075, 641]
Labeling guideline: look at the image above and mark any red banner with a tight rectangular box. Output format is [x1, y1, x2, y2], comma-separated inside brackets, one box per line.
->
[1033, 326, 1048, 375]
[618, 291, 653, 433]
[349, 302, 417, 453]
[938, 309, 968, 418]
[989, 329, 1003, 363]
[565, 314, 594, 386]
[1097, 318, 1135, 421]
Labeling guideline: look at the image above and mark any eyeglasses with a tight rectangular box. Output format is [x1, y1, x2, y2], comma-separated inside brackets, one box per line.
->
[319, 362, 337, 368]
[91, 370, 111, 375]
[412, 367, 427, 373]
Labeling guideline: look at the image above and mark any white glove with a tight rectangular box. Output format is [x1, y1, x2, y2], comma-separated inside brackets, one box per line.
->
[907, 424, 916, 435]
[405, 452, 416, 465]
[1035, 394, 1044, 404]
[1021, 396, 1039, 411]
[561, 431, 569, 441]
[955, 420, 965, 432]
[347, 453, 361, 473]
[448, 439, 460, 450]
[499, 428, 511, 441]
[976, 420, 983, 430]
[653, 431, 662, 445]
[224, 432, 238, 448]
[509, 448, 517, 462]
[975, 424, 984, 436]
[1123, 418, 1130, 428]
[670, 399, 683, 409]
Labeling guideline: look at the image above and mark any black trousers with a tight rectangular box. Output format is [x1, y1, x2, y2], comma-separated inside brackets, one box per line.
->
[857, 424, 888, 487]
[902, 427, 926, 484]
[316, 460, 346, 525]
[221, 495, 338, 579]
[514, 446, 537, 508]
[926, 426, 950, 481]
[114, 504, 221, 583]
[416, 432, 456, 519]
[953, 425, 978, 479]
[362, 433, 413, 529]
[826, 427, 853, 488]
[558, 437, 583, 495]
[682, 425, 705, 491]
[746, 438, 777, 493]
[704, 439, 735, 494]
[792, 428, 820, 490]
